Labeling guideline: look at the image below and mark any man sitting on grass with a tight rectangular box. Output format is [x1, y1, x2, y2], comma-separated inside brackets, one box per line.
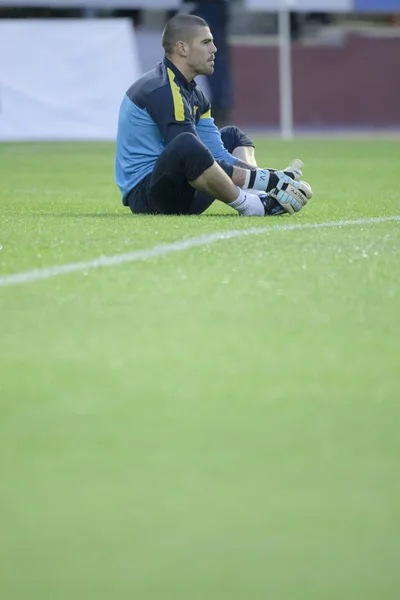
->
[115, 14, 312, 217]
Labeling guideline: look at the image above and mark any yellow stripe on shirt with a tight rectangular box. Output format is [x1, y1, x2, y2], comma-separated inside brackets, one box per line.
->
[200, 109, 211, 119]
[167, 68, 185, 122]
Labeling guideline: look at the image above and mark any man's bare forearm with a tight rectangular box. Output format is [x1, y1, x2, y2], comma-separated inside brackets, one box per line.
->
[233, 158, 257, 170]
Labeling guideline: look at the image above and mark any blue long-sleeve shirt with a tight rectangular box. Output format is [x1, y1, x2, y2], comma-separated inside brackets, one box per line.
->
[115, 57, 237, 204]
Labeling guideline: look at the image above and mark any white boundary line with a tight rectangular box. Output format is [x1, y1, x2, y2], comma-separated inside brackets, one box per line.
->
[1, 215, 399, 289]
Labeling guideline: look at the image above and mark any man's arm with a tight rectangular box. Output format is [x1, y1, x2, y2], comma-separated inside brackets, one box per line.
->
[195, 110, 238, 164]
[231, 157, 257, 169]
[146, 85, 198, 145]
[195, 110, 266, 178]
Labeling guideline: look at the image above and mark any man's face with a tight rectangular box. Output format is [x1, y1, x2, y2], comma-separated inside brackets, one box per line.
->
[186, 26, 217, 76]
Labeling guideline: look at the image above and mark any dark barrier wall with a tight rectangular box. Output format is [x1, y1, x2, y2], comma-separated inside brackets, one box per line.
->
[355, 0, 400, 9]
[232, 33, 400, 128]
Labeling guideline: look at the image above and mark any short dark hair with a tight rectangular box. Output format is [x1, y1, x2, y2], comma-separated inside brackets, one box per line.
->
[162, 14, 208, 56]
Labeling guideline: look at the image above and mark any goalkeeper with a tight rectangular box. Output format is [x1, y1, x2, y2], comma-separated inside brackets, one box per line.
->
[115, 14, 313, 217]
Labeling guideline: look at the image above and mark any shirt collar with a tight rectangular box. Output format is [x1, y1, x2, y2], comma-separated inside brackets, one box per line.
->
[163, 57, 197, 91]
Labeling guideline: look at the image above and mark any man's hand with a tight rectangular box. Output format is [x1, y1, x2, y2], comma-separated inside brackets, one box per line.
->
[265, 158, 304, 181]
[269, 174, 313, 214]
[283, 158, 304, 181]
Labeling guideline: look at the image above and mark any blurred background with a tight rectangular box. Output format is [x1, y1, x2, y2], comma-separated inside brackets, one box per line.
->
[0, 0, 399, 139]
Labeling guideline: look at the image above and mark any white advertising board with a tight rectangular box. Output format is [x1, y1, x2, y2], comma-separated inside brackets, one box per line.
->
[0, 19, 140, 141]
[0, 0, 179, 6]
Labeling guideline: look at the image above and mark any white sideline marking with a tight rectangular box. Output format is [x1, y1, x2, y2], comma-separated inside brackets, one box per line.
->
[1, 215, 399, 289]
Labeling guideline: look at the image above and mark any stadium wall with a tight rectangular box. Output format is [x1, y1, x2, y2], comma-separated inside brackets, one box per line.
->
[232, 33, 400, 129]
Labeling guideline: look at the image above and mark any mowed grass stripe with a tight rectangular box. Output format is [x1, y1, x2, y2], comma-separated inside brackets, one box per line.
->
[0, 215, 399, 288]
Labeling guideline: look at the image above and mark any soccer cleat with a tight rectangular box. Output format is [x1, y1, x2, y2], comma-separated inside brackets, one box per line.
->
[258, 193, 287, 216]
[269, 178, 313, 215]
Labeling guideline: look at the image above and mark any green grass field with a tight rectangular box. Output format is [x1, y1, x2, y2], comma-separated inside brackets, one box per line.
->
[1, 138, 399, 599]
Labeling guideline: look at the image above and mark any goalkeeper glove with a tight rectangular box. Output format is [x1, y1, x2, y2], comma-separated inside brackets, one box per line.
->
[269, 174, 313, 214]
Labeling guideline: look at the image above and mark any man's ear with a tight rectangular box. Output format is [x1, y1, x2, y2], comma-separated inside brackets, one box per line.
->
[176, 40, 187, 57]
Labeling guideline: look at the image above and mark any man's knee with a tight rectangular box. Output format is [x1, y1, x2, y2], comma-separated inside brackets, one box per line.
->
[169, 132, 214, 181]
[220, 125, 254, 154]
[169, 132, 205, 157]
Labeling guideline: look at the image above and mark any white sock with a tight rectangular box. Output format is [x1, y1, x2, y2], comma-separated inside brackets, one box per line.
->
[253, 168, 271, 191]
[244, 188, 267, 197]
[228, 188, 264, 216]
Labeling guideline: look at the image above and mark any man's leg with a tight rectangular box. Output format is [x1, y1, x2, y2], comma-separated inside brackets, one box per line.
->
[127, 132, 309, 216]
[217, 126, 312, 214]
[150, 132, 265, 216]
[148, 132, 212, 214]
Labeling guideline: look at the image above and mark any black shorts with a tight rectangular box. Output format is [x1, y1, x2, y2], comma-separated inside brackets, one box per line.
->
[125, 125, 254, 215]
